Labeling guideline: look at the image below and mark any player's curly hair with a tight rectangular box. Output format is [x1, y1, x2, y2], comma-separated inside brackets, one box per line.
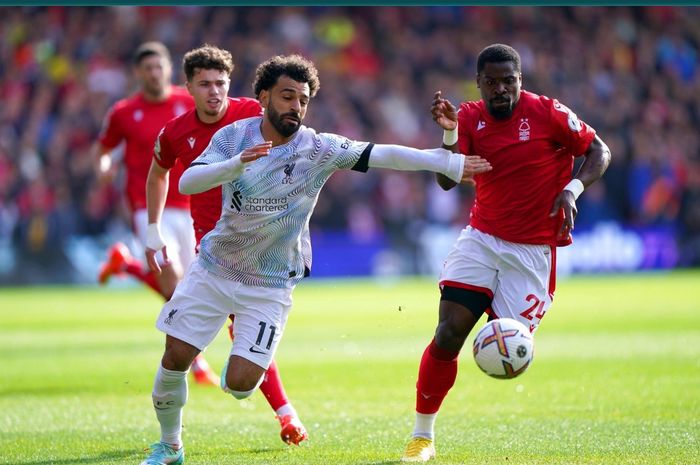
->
[252, 55, 320, 99]
[183, 44, 234, 81]
[477, 44, 521, 73]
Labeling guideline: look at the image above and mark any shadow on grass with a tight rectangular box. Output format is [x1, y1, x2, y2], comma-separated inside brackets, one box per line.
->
[15, 449, 135, 465]
[230, 447, 279, 455]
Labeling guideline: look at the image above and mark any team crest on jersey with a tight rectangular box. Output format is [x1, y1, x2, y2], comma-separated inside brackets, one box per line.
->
[133, 109, 143, 122]
[187, 137, 196, 149]
[477, 120, 486, 131]
[518, 118, 531, 141]
[282, 162, 295, 184]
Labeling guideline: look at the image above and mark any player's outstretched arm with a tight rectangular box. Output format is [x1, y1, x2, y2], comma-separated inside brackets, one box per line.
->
[145, 159, 170, 274]
[367, 145, 491, 183]
[179, 142, 272, 195]
[549, 134, 612, 238]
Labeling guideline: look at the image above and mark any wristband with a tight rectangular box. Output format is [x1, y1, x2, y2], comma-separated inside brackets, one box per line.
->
[146, 223, 166, 251]
[563, 178, 584, 200]
[442, 127, 458, 146]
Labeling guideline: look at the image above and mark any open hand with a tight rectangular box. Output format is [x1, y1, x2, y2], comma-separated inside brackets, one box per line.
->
[431, 91, 458, 131]
[241, 141, 272, 163]
[460, 155, 492, 183]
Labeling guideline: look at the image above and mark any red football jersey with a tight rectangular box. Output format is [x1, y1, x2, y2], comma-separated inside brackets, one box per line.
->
[458, 90, 596, 246]
[99, 87, 194, 211]
[154, 97, 262, 244]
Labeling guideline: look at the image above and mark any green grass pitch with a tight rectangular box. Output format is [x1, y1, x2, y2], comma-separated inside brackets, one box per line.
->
[1, 271, 698, 464]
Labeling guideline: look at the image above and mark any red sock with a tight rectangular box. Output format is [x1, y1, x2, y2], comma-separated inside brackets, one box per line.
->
[124, 261, 163, 296]
[260, 360, 289, 412]
[415, 338, 459, 414]
[228, 315, 235, 340]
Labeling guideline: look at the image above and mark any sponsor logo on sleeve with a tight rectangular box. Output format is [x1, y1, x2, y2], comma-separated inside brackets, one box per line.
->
[553, 101, 582, 132]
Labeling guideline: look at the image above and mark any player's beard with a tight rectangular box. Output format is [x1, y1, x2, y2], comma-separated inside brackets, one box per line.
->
[487, 96, 516, 120]
[267, 105, 301, 138]
[143, 79, 167, 100]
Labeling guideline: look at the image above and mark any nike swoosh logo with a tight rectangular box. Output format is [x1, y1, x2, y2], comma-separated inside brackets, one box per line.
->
[249, 346, 267, 354]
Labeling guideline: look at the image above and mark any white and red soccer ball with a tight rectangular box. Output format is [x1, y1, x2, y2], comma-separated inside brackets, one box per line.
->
[472, 318, 534, 379]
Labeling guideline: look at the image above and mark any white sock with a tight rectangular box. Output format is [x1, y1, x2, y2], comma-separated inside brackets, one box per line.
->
[152, 365, 188, 448]
[412, 412, 437, 440]
[275, 403, 298, 419]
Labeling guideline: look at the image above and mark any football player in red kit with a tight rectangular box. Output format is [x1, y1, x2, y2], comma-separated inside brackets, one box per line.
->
[144, 44, 307, 447]
[94, 42, 219, 386]
[401, 43, 611, 462]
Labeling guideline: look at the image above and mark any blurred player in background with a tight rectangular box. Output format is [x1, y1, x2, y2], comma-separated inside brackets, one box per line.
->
[144, 44, 307, 447]
[93, 41, 218, 386]
[401, 43, 611, 462]
[139, 54, 491, 465]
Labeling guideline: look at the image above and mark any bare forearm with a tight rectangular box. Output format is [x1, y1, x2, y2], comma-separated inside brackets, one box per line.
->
[146, 173, 168, 225]
[574, 135, 611, 187]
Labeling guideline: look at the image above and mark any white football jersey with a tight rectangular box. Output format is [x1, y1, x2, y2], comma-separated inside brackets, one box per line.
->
[193, 116, 371, 288]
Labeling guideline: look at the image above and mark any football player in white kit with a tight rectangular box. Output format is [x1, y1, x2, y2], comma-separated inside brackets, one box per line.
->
[138, 54, 492, 465]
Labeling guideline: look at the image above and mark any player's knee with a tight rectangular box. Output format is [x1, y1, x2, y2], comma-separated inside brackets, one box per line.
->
[161, 339, 199, 372]
[227, 387, 256, 400]
[220, 363, 264, 399]
[435, 320, 469, 352]
[222, 380, 260, 399]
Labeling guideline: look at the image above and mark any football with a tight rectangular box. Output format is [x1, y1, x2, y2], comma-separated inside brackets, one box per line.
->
[472, 318, 534, 379]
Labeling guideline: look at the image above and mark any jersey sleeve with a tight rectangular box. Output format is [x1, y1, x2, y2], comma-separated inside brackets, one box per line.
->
[319, 133, 371, 172]
[549, 98, 596, 156]
[191, 126, 233, 166]
[153, 125, 176, 169]
[98, 105, 123, 150]
[456, 104, 473, 155]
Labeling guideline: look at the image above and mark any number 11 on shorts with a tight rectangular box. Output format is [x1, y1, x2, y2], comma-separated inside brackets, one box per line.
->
[255, 321, 276, 351]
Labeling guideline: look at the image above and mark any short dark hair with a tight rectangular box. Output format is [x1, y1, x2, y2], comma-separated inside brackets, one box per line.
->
[477, 44, 521, 74]
[133, 41, 171, 65]
[252, 55, 320, 99]
[182, 44, 234, 81]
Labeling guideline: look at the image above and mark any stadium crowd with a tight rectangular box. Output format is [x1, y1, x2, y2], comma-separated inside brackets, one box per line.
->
[1, 6, 699, 282]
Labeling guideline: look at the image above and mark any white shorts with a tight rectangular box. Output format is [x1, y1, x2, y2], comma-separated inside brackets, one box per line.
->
[133, 208, 196, 270]
[156, 260, 293, 369]
[440, 226, 556, 333]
